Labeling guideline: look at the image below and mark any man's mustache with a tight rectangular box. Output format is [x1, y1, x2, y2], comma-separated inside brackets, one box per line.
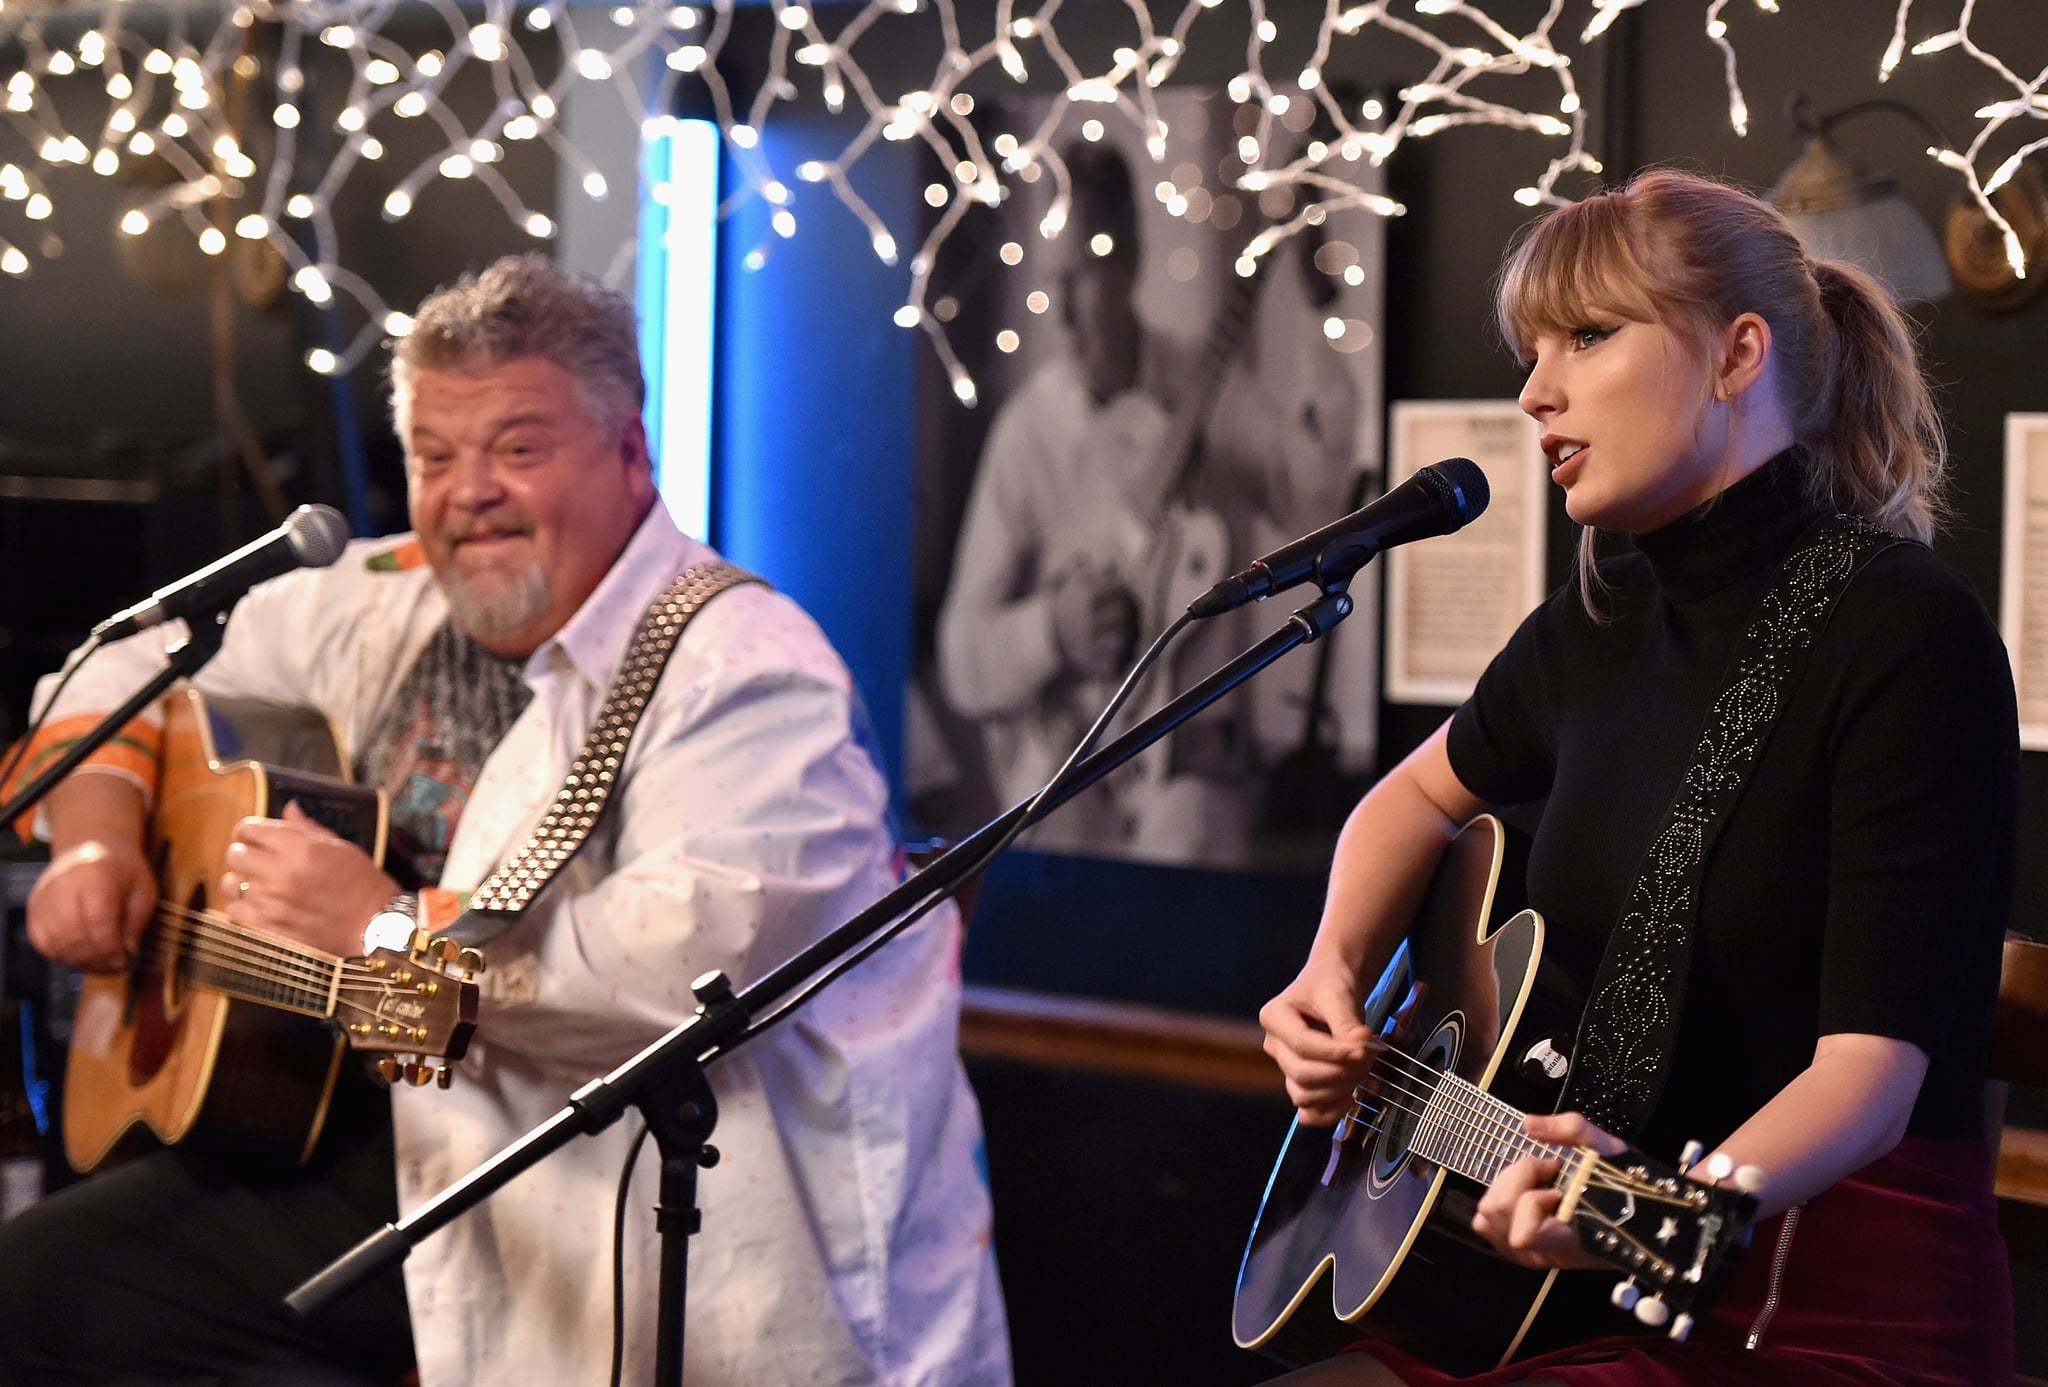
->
[446, 513, 535, 545]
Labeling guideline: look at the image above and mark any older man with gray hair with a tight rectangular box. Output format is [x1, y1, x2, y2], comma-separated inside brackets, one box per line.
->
[0, 254, 1011, 1387]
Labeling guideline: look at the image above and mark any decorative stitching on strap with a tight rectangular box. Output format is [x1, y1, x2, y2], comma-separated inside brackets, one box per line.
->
[461, 560, 763, 924]
[1563, 514, 1900, 1137]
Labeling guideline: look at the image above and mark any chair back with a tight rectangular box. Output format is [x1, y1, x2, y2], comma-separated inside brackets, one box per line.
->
[1993, 936, 2048, 1089]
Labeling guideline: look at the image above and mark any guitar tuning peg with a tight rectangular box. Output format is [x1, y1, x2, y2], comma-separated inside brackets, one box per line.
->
[436, 1064, 454, 1090]
[1677, 1140, 1704, 1172]
[1610, 1279, 1640, 1311]
[424, 936, 459, 964]
[456, 947, 486, 975]
[1732, 1164, 1766, 1194]
[1633, 1294, 1671, 1328]
[1699, 1151, 1735, 1184]
[1670, 1312, 1695, 1343]
[375, 1057, 401, 1084]
[403, 1062, 434, 1087]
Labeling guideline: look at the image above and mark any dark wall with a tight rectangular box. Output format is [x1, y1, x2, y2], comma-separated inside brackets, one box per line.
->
[0, 12, 560, 740]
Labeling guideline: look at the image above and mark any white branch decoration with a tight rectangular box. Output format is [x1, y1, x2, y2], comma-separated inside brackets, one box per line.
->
[0, 0, 2038, 391]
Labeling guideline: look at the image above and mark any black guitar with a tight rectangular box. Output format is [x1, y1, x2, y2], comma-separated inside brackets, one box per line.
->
[1232, 815, 1759, 1374]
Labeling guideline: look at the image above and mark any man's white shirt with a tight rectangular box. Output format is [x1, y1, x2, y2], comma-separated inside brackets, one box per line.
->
[39, 503, 1011, 1386]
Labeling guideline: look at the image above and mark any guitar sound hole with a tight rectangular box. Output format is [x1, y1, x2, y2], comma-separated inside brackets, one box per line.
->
[1369, 1026, 1457, 1186]
[161, 883, 205, 1008]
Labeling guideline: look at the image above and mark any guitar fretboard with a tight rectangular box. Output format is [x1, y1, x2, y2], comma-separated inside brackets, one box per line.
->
[151, 910, 341, 1021]
[1411, 1068, 1572, 1185]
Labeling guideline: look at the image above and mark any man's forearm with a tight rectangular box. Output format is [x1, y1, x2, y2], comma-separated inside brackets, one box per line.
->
[43, 771, 148, 855]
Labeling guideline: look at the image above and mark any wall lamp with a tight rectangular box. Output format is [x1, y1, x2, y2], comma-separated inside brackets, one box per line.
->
[1766, 92, 2047, 313]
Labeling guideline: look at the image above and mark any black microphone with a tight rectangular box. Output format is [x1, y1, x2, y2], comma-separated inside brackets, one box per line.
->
[1188, 457, 1489, 618]
[92, 504, 352, 642]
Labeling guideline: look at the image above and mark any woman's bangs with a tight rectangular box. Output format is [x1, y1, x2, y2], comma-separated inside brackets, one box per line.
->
[1498, 197, 1658, 355]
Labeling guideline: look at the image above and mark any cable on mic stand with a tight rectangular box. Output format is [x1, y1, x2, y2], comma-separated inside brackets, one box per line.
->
[287, 579, 1365, 1387]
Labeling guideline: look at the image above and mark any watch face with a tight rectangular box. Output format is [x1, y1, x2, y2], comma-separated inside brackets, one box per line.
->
[364, 909, 418, 955]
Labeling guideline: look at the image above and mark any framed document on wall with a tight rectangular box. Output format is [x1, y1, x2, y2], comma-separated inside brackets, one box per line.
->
[2000, 413, 2048, 750]
[1384, 400, 1548, 706]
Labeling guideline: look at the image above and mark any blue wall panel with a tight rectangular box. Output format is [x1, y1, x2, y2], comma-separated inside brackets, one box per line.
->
[715, 126, 921, 799]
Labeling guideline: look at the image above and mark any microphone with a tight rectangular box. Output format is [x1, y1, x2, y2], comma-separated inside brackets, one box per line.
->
[92, 504, 352, 642]
[1188, 457, 1489, 618]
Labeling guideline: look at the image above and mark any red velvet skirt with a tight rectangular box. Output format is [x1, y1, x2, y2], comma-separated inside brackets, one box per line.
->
[1361, 1138, 2012, 1387]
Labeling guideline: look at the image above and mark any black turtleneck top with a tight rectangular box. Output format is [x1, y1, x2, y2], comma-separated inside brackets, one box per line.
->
[1446, 454, 2018, 1158]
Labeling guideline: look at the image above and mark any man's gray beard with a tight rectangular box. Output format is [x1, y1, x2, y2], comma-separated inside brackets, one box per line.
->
[441, 561, 552, 649]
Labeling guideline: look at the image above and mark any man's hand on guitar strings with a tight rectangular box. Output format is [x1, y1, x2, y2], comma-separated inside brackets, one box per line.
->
[26, 773, 157, 974]
[1260, 957, 1378, 1126]
[220, 800, 398, 958]
[28, 837, 157, 974]
[1472, 1111, 1628, 1271]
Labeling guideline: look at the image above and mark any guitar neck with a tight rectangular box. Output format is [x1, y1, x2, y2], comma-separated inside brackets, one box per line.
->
[1409, 1067, 1572, 1187]
[150, 908, 343, 1023]
[1157, 262, 1267, 501]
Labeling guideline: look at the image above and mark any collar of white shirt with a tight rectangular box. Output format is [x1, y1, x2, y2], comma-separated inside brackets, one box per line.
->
[525, 499, 712, 693]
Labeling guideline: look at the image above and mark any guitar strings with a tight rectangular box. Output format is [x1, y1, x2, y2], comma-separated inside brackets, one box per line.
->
[1337, 1044, 1699, 1209]
[1339, 1054, 1562, 1174]
[141, 913, 333, 998]
[148, 903, 345, 988]
[133, 919, 449, 1038]
[135, 933, 399, 1001]
[153, 898, 408, 981]
[1359, 1046, 1591, 1179]
[1353, 1061, 1638, 1198]
[1341, 1074, 1689, 1212]
[1359, 1060, 1572, 1181]
[1319, 1070, 1707, 1295]
[133, 937, 409, 1015]
[140, 900, 442, 1012]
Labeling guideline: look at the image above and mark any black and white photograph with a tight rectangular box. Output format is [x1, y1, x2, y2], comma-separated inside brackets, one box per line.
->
[908, 86, 1387, 870]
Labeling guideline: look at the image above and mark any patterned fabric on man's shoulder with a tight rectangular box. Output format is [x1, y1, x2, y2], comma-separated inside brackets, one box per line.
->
[363, 537, 429, 572]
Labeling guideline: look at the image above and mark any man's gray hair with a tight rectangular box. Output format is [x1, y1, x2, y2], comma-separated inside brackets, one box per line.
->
[390, 254, 645, 438]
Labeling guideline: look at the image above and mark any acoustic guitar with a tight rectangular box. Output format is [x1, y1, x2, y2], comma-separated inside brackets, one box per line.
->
[62, 686, 480, 1173]
[1233, 815, 1759, 1374]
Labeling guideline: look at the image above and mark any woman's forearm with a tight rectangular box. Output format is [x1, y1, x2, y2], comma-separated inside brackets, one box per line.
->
[1700, 1032, 1929, 1218]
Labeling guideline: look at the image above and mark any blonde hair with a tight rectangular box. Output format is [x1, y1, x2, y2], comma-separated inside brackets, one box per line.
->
[389, 254, 645, 441]
[1495, 168, 1946, 603]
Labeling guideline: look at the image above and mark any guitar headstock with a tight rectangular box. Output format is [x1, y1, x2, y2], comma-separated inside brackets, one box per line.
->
[338, 937, 483, 1089]
[1560, 1141, 1761, 1341]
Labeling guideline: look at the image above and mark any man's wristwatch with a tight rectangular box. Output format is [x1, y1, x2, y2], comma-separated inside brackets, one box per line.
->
[364, 892, 421, 953]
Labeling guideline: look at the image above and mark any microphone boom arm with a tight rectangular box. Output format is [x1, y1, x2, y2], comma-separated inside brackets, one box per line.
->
[286, 586, 1361, 1384]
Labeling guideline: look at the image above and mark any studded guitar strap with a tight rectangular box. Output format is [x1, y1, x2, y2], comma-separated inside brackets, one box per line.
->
[1559, 513, 1902, 1140]
[447, 560, 763, 944]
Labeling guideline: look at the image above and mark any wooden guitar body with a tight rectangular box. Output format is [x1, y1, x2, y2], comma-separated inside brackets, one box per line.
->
[1234, 816, 1755, 1373]
[64, 687, 390, 1172]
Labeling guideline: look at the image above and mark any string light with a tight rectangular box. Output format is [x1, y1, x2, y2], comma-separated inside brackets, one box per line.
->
[1878, 0, 2038, 280]
[0, 1, 2040, 381]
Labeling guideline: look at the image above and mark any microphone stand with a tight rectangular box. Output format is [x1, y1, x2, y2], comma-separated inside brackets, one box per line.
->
[288, 587, 1358, 1386]
[0, 617, 227, 834]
